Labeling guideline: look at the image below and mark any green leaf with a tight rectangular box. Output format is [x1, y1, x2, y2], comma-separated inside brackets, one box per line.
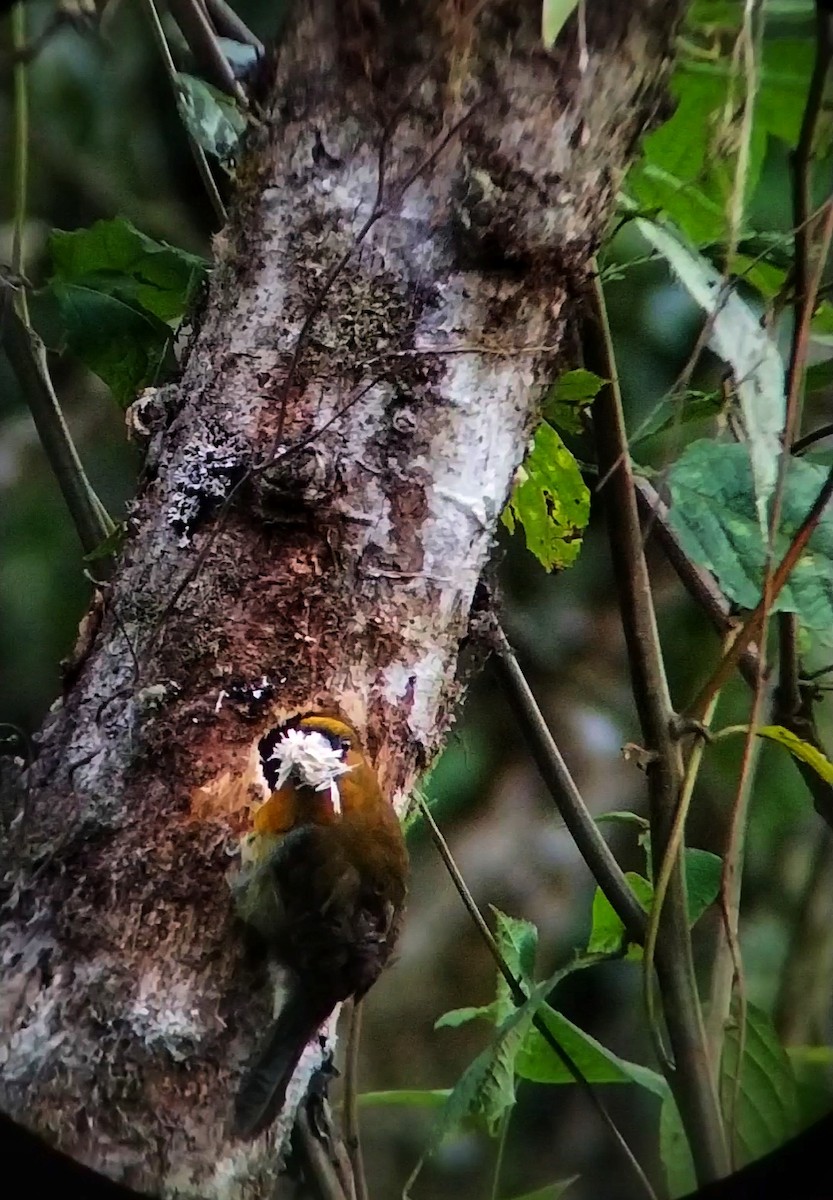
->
[721, 1002, 799, 1163]
[659, 1095, 697, 1198]
[514, 1001, 669, 1098]
[626, 66, 765, 246]
[545, 369, 606, 434]
[541, 0, 580, 48]
[593, 810, 650, 830]
[505, 1178, 579, 1200]
[357, 1089, 451, 1109]
[50, 281, 172, 407]
[682, 848, 722, 923]
[49, 218, 205, 324]
[632, 389, 723, 444]
[435, 1005, 495, 1029]
[175, 73, 248, 162]
[753, 726, 833, 784]
[805, 359, 833, 394]
[83, 521, 127, 563]
[587, 872, 652, 956]
[662, 1002, 800, 1194]
[667, 440, 833, 643]
[633, 218, 784, 530]
[588, 852, 720, 959]
[48, 219, 206, 405]
[492, 907, 538, 1021]
[502, 423, 590, 570]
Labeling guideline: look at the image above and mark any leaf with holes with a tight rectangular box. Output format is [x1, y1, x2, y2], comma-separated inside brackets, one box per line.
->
[502, 423, 590, 570]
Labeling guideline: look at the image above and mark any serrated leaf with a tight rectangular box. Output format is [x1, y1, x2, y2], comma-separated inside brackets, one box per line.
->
[546, 368, 606, 434]
[541, 0, 580, 48]
[667, 440, 833, 642]
[431, 955, 607, 1153]
[502, 423, 590, 570]
[176, 72, 248, 162]
[752, 725, 833, 784]
[492, 907, 538, 1022]
[358, 1089, 451, 1109]
[633, 220, 784, 530]
[514, 1001, 669, 1097]
[626, 66, 765, 247]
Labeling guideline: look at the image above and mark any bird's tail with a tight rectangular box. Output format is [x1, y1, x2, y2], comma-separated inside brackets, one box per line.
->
[232, 987, 332, 1139]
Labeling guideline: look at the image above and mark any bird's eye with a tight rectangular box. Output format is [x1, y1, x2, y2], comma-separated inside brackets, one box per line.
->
[340, 737, 351, 752]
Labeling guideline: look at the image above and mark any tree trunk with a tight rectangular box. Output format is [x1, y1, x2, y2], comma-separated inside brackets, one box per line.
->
[0, 2, 683, 1196]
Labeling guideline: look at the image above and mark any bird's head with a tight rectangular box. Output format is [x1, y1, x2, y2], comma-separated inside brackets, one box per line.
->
[258, 712, 360, 815]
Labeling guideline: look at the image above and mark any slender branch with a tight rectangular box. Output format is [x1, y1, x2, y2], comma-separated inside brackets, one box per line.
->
[643, 686, 723, 1074]
[709, 721, 765, 1168]
[142, 0, 227, 226]
[0, 292, 114, 555]
[415, 796, 658, 1200]
[342, 1001, 368, 1200]
[490, 623, 646, 945]
[588, 266, 728, 1183]
[292, 1100, 354, 1200]
[203, 0, 263, 51]
[793, 421, 833, 455]
[167, 0, 245, 102]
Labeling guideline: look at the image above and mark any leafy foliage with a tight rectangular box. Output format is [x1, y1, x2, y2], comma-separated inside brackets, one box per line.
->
[175, 74, 249, 164]
[502, 423, 590, 570]
[48, 219, 205, 405]
[660, 1002, 800, 1196]
[666, 441, 833, 642]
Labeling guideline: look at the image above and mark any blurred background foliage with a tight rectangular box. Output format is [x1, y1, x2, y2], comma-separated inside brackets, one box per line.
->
[1, 2, 832, 1198]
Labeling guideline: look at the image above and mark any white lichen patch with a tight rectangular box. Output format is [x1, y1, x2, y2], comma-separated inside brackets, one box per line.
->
[126, 967, 210, 1061]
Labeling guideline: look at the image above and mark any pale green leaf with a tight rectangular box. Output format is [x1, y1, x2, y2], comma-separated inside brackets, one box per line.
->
[541, 0, 580, 48]
[502, 423, 590, 570]
[514, 1001, 669, 1098]
[754, 726, 833, 784]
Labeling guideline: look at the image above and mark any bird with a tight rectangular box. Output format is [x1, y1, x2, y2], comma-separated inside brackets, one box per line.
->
[230, 712, 408, 1139]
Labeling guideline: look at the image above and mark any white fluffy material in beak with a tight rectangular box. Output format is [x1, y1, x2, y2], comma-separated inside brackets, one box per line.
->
[269, 728, 353, 815]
